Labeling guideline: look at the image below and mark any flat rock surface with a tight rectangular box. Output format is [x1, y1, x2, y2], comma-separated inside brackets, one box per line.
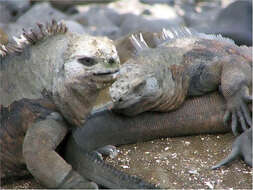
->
[2, 133, 252, 189]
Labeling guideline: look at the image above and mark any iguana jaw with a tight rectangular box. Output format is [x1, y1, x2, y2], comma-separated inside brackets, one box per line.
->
[92, 69, 119, 88]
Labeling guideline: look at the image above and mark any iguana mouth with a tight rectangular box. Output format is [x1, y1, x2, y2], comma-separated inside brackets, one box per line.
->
[92, 69, 119, 84]
[93, 69, 119, 76]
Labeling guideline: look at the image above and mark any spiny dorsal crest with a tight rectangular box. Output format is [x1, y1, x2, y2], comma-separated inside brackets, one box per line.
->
[154, 26, 235, 46]
[129, 33, 150, 55]
[0, 19, 68, 57]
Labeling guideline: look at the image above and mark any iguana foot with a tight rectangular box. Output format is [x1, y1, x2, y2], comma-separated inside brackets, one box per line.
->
[212, 128, 252, 169]
[223, 86, 252, 135]
[92, 145, 118, 160]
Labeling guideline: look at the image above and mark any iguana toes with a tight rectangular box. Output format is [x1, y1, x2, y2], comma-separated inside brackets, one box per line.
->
[110, 27, 252, 136]
[66, 92, 251, 188]
[0, 20, 124, 188]
[212, 127, 252, 169]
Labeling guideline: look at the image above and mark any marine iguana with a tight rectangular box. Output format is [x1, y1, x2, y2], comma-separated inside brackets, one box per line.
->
[212, 127, 252, 169]
[110, 27, 252, 136]
[66, 92, 251, 188]
[0, 19, 147, 189]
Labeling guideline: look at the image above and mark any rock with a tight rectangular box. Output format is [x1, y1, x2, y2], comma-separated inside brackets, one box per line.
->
[119, 13, 182, 36]
[209, 0, 252, 46]
[107, 0, 184, 37]
[108, 0, 149, 15]
[72, 0, 183, 39]
[64, 20, 89, 34]
[177, 0, 221, 30]
[7, 2, 67, 37]
[195, 0, 252, 46]
[16, 2, 67, 27]
[183, 8, 221, 30]
[0, 0, 30, 21]
[0, 4, 12, 23]
[140, 0, 174, 5]
[72, 5, 121, 39]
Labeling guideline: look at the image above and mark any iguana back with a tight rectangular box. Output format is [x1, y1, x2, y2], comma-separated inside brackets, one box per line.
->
[111, 27, 252, 135]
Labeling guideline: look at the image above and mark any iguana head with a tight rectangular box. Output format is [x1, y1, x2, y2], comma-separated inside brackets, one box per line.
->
[53, 34, 120, 127]
[0, 20, 120, 127]
[109, 58, 164, 116]
[110, 31, 188, 116]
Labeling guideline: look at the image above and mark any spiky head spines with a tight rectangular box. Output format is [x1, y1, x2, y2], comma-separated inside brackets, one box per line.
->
[153, 26, 196, 47]
[153, 26, 235, 47]
[0, 19, 68, 58]
[129, 33, 150, 55]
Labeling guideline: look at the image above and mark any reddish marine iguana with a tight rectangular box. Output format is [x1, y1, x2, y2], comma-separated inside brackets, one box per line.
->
[65, 28, 252, 187]
[110, 27, 252, 136]
[67, 92, 252, 188]
[1, 25, 251, 188]
[0, 20, 152, 189]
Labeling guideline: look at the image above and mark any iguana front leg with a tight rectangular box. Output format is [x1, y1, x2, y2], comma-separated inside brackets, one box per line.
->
[23, 112, 98, 189]
[221, 56, 252, 135]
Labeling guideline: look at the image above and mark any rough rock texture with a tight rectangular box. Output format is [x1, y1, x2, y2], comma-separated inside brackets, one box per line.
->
[0, 4, 12, 23]
[6, 2, 67, 37]
[72, 6, 120, 39]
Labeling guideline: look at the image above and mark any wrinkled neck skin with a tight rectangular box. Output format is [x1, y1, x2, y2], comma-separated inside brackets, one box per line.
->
[52, 76, 100, 127]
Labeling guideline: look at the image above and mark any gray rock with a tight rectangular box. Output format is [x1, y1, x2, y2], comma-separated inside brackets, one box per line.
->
[0, 4, 12, 23]
[140, 0, 174, 5]
[119, 13, 183, 36]
[16, 2, 67, 28]
[72, 5, 121, 39]
[7, 2, 67, 38]
[107, 0, 184, 37]
[183, 8, 221, 30]
[64, 20, 89, 34]
[194, 0, 252, 46]
[0, 0, 30, 21]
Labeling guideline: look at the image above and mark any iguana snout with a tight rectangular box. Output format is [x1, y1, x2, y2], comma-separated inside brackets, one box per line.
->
[110, 63, 163, 116]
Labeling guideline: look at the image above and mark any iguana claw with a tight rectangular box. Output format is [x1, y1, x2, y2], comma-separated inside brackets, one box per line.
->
[223, 87, 252, 136]
[92, 145, 118, 159]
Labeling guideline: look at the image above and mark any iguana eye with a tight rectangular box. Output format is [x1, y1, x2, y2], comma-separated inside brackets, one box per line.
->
[78, 57, 96, 67]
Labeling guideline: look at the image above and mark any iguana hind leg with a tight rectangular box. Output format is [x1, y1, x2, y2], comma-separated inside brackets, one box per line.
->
[23, 112, 97, 189]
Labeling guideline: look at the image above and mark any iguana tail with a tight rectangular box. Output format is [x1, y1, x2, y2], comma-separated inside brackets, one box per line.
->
[64, 136, 157, 189]
[212, 148, 239, 169]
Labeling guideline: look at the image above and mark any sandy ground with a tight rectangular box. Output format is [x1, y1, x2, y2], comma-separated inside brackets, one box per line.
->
[106, 133, 252, 189]
[2, 133, 252, 189]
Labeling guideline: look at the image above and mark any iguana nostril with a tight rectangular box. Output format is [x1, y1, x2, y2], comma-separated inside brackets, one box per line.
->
[108, 58, 115, 65]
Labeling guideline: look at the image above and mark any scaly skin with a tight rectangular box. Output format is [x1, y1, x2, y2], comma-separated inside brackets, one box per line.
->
[110, 27, 252, 136]
[0, 20, 120, 188]
[212, 128, 252, 169]
[66, 92, 251, 188]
